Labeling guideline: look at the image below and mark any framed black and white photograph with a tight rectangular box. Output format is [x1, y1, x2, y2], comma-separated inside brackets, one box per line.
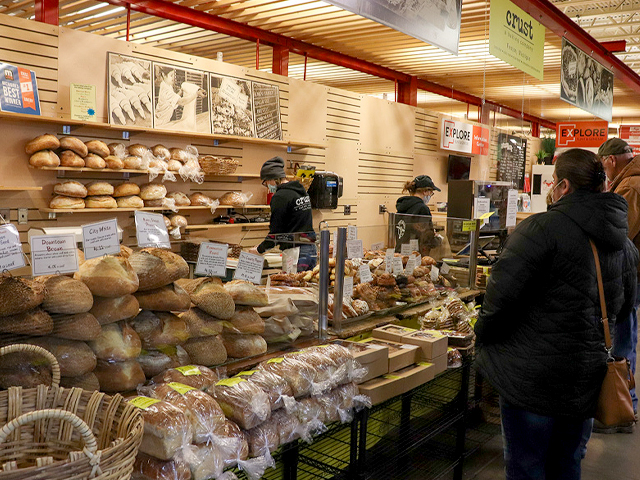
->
[560, 38, 613, 122]
[210, 74, 255, 137]
[107, 53, 153, 127]
[152, 63, 210, 133]
[252, 81, 282, 140]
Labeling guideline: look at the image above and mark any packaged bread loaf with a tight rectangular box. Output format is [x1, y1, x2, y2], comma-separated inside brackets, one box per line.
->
[85, 140, 109, 158]
[54, 180, 87, 198]
[244, 419, 280, 458]
[151, 364, 219, 391]
[129, 144, 149, 157]
[124, 156, 143, 169]
[0, 308, 53, 336]
[132, 453, 192, 480]
[59, 136, 88, 157]
[85, 195, 117, 209]
[152, 145, 171, 161]
[49, 195, 85, 209]
[108, 143, 125, 156]
[90, 294, 140, 325]
[286, 349, 338, 386]
[0, 276, 44, 316]
[29, 150, 60, 167]
[105, 155, 124, 170]
[140, 183, 167, 201]
[94, 358, 145, 392]
[169, 215, 187, 228]
[258, 355, 315, 398]
[296, 396, 327, 425]
[180, 308, 223, 338]
[89, 322, 142, 361]
[0, 350, 53, 389]
[137, 346, 190, 378]
[212, 376, 270, 430]
[221, 333, 267, 358]
[223, 280, 268, 307]
[270, 409, 301, 445]
[129, 310, 189, 349]
[114, 182, 141, 197]
[307, 344, 361, 385]
[25, 133, 59, 154]
[167, 191, 191, 206]
[60, 372, 100, 391]
[60, 150, 85, 167]
[128, 396, 192, 460]
[167, 160, 182, 172]
[181, 335, 227, 366]
[51, 312, 101, 341]
[135, 283, 190, 312]
[29, 336, 96, 377]
[84, 154, 106, 169]
[235, 368, 293, 410]
[129, 248, 189, 291]
[188, 192, 213, 206]
[219, 192, 247, 207]
[169, 148, 189, 162]
[75, 255, 139, 297]
[223, 306, 265, 334]
[176, 277, 234, 319]
[86, 181, 114, 196]
[35, 275, 93, 314]
[117, 195, 144, 208]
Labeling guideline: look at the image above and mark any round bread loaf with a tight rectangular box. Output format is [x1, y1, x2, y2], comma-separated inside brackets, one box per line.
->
[86, 181, 114, 196]
[25, 134, 59, 155]
[149, 159, 167, 171]
[137, 346, 191, 378]
[116, 195, 144, 208]
[29, 150, 60, 168]
[60, 372, 100, 391]
[135, 283, 191, 312]
[49, 195, 85, 209]
[169, 215, 187, 228]
[94, 358, 146, 393]
[105, 155, 124, 170]
[59, 150, 85, 167]
[182, 335, 227, 365]
[85, 153, 106, 169]
[85, 140, 109, 158]
[0, 307, 53, 335]
[85, 195, 117, 209]
[140, 183, 167, 200]
[223, 306, 265, 334]
[108, 142, 125, 156]
[89, 322, 142, 361]
[59, 136, 88, 157]
[170, 148, 189, 162]
[144, 198, 166, 207]
[166, 191, 191, 206]
[51, 312, 102, 341]
[180, 307, 223, 337]
[29, 337, 97, 377]
[152, 144, 171, 161]
[129, 248, 189, 291]
[75, 255, 139, 297]
[90, 294, 140, 325]
[224, 280, 268, 307]
[163, 216, 172, 229]
[221, 333, 267, 358]
[128, 310, 190, 349]
[35, 274, 93, 314]
[0, 276, 45, 316]
[176, 277, 235, 319]
[120, 245, 133, 258]
[54, 180, 87, 198]
[219, 192, 246, 207]
[124, 156, 143, 169]
[129, 144, 149, 157]
[113, 182, 141, 197]
[0, 351, 53, 388]
[188, 192, 213, 206]
[167, 160, 182, 172]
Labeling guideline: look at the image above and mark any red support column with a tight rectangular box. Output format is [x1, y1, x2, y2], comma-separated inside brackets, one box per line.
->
[397, 76, 417, 106]
[532, 122, 540, 138]
[272, 46, 289, 77]
[34, 0, 59, 25]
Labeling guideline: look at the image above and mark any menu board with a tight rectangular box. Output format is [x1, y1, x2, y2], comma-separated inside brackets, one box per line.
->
[496, 133, 527, 189]
[252, 82, 282, 140]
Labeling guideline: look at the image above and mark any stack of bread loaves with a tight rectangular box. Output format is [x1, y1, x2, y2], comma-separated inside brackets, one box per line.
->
[49, 179, 129, 210]
[27, 135, 119, 170]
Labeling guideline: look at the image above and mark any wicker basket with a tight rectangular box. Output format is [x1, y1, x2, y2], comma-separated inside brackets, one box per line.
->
[199, 156, 240, 175]
[0, 344, 143, 480]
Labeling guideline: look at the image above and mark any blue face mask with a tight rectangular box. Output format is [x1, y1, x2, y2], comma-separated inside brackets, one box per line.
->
[424, 194, 432, 205]
[268, 184, 277, 194]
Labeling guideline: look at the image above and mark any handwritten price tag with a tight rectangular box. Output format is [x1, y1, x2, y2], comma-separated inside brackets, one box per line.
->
[409, 239, 419, 252]
[0, 224, 25, 272]
[404, 255, 416, 276]
[371, 241, 384, 251]
[82, 219, 120, 260]
[234, 251, 264, 284]
[430, 265, 440, 282]
[358, 264, 373, 283]
[392, 256, 404, 276]
[385, 248, 394, 274]
[400, 243, 412, 255]
[347, 225, 358, 241]
[346, 239, 363, 259]
[343, 275, 354, 298]
[135, 212, 170, 248]
[282, 247, 300, 274]
[30, 234, 78, 276]
[195, 242, 228, 277]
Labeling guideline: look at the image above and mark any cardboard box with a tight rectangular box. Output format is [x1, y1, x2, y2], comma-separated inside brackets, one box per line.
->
[398, 362, 436, 392]
[371, 324, 417, 343]
[431, 352, 448, 376]
[359, 338, 419, 372]
[332, 339, 389, 382]
[358, 373, 406, 405]
[402, 329, 448, 360]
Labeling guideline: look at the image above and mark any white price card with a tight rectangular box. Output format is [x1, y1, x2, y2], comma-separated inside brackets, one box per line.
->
[506, 189, 518, 227]
[282, 247, 300, 274]
[404, 255, 416, 276]
[358, 264, 373, 283]
[195, 242, 228, 277]
[346, 239, 363, 259]
[414, 253, 421, 267]
[135, 211, 170, 249]
[343, 275, 354, 298]
[440, 262, 451, 275]
[347, 225, 358, 241]
[234, 251, 264, 284]
[430, 265, 440, 282]
[371, 241, 384, 251]
[30, 234, 78, 276]
[392, 256, 404, 276]
[400, 243, 412, 255]
[0, 224, 25, 272]
[82, 219, 120, 260]
[385, 248, 394, 274]
[409, 239, 419, 252]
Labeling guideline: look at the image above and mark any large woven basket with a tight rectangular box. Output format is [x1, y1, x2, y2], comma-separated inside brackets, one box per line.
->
[199, 156, 240, 175]
[0, 344, 143, 480]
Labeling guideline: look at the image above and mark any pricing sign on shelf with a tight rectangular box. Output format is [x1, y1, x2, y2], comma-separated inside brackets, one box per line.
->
[441, 262, 451, 275]
[385, 248, 394, 273]
[30, 234, 78, 276]
[135, 211, 170, 248]
[347, 225, 358, 241]
[282, 247, 300, 274]
[400, 243, 412, 255]
[0, 224, 25, 272]
[430, 265, 440, 282]
[358, 264, 373, 283]
[234, 251, 264, 284]
[404, 255, 416, 276]
[346, 239, 363, 259]
[195, 242, 228, 277]
[82, 219, 120, 260]
[343, 275, 354, 298]
[392, 256, 404, 276]
[371, 241, 384, 251]
[409, 239, 419, 252]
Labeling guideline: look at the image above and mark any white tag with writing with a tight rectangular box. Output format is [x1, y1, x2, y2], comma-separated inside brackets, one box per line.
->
[409, 238, 419, 252]
[400, 243, 412, 255]
[430, 265, 440, 282]
[385, 248, 394, 273]
[0, 224, 25, 272]
[371, 241, 384, 251]
[234, 251, 264, 284]
[404, 255, 416, 276]
[82, 219, 120, 260]
[347, 225, 358, 241]
[135, 211, 170, 249]
[346, 239, 363, 259]
[440, 262, 451, 275]
[195, 242, 228, 277]
[282, 247, 300, 274]
[359, 264, 373, 283]
[343, 275, 354, 298]
[392, 256, 404, 276]
[30, 234, 79, 276]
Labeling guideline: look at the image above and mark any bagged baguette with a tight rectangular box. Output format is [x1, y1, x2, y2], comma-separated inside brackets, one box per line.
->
[211, 376, 270, 430]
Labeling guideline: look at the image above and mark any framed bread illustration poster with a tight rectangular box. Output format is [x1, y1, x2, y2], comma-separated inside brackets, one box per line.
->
[107, 53, 152, 127]
[252, 81, 282, 140]
[210, 74, 255, 137]
[152, 63, 210, 133]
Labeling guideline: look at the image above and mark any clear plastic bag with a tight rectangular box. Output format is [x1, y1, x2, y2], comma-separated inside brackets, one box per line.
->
[212, 377, 271, 430]
[151, 364, 223, 390]
[447, 347, 463, 368]
[294, 397, 327, 443]
[235, 368, 293, 411]
[111, 143, 127, 160]
[132, 453, 191, 480]
[258, 356, 316, 398]
[243, 420, 279, 457]
[270, 409, 300, 445]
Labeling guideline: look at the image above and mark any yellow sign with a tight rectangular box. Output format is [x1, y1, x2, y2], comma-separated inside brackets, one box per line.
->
[128, 396, 161, 410]
[462, 220, 477, 232]
[479, 211, 495, 220]
[167, 382, 196, 395]
[489, 0, 545, 80]
[70, 83, 97, 122]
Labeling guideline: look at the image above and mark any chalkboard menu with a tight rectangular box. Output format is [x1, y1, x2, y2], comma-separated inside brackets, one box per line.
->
[496, 133, 527, 189]
[252, 82, 282, 140]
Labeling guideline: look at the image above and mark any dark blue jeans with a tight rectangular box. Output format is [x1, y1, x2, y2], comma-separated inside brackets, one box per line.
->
[612, 283, 639, 411]
[297, 244, 317, 272]
[500, 397, 590, 480]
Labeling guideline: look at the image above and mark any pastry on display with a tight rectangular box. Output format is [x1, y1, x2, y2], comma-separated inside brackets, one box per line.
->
[170, 148, 189, 162]
[151, 364, 220, 391]
[221, 333, 267, 358]
[85, 139, 110, 158]
[29, 336, 97, 377]
[169, 214, 188, 228]
[60, 372, 100, 391]
[59, 150, 85, 167]
[54, 180, 87, 198]
[59, 136, 88, 157]
[25, 133, 60, 155]
[212, 376, 270, 430]
[223, 306, 265, 334]
[29, 150, 60, 167]
[167, 160, 182, 172]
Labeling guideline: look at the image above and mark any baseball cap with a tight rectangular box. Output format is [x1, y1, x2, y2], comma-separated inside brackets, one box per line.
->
[413, 175, 441, 191]
[598, 138, 633, 156]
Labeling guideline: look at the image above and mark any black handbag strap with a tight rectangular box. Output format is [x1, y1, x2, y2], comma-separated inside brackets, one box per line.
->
[589, 239, 612, 351]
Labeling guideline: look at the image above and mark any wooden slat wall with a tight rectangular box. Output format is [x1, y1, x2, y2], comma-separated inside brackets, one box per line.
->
[414, 110, 440, 154]
[326, 90, 360, 142]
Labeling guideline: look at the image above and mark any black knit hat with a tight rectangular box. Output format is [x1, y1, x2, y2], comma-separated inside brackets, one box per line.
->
[413, 175, 441, 191]
[260, 156, 286, 180]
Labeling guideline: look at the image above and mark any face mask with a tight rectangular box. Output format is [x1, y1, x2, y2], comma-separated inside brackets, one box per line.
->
[267, 184, 277, 194]
[423, 194, 432, 205]
[545, 180, 565, 206]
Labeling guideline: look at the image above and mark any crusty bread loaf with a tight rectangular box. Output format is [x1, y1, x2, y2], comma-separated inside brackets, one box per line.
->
[0, 351, 53, 388]
[135, 283, 190, 312]
[123, 156, 143, 169]
[180, 307, 223, 338]
[188, 192, 213, 206]
[108, 143, 125, 156]
[89, 295, 140, 325]
[25, 134, 59, 155]
[170, 148, 189, 162]
[129, 144, 149, 157]
[224, 280, 268, 307]
[85, 195, 117, 209]
[181, 335, 227, 366]
[94, 359, 145, 393]
[85, 140, 109, 158]
[143, 198, 166, 207]
[75, 255, 139, 297]
[86, 181, 114, 196]
[51, 312, 101, 341]
[49, 195, 85, 209]
[85, 154, 106, 169]
[133, 453, 191, 480]
[219, 192, 246, 207]
[88, 322, 142, 361]
[224, 306, 265, 334]
[166, 191, 191, 206]
[167, 160, 182, 172]
[140, 183, 167, 200]
[129, 248, 189, 291]
[29, 336, 97, 377]
[151, 364, 219, 391]
[0, 308, 53, 336]
[60, 372, 100, 391]
[137, 346, 190, 378]
[129, 310, 189, 349]
[59, 150, 85, 167]
[59, 136, 88, 157]
[151, 145, 171, 161]
[0, 276, 45, 316]
[113, 182, 141, 197]
[120, 245, 133, 258]
[175, 278, 234, 319]
[212, 376, 270, 430]
[169, 215, 187, 228]
[221, 333, 267, 359]
[54, 180, 87, 198]
[116, 195, 144, 208]
[105, 155, 124, 170]
[35, 274, 93, 314]
[163, 216, 172, 229]
[29, 150, 60, 168]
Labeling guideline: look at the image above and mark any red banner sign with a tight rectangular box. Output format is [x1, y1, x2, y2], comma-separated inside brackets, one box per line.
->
[556, 120, 608, 148]
[619, 125, 640, 156]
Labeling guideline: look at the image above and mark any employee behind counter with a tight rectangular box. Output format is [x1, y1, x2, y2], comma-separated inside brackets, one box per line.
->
[248, 156, 317, 271]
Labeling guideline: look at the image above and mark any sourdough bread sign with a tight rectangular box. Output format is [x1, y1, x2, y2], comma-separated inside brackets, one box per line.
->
[440, 118, 490, 155]
[555, 120, 608, 148]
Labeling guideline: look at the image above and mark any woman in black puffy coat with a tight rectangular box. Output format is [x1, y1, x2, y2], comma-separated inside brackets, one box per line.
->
[475, 148, 638, 480]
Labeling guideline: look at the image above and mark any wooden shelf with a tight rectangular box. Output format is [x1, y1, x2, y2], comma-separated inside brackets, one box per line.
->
[0, 186, 42, 191]
[3, 111, 325, 149]
[185, 222, 270, 230]
[30, 166, 262, 179]
[40, 204, 271, 214]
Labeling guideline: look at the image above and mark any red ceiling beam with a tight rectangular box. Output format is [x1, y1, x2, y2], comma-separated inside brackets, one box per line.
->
[601, 40, 626, 53]
[398, 76, 418, 107]
[34, 0, 59, 25]
[272, 46, 289, 77]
